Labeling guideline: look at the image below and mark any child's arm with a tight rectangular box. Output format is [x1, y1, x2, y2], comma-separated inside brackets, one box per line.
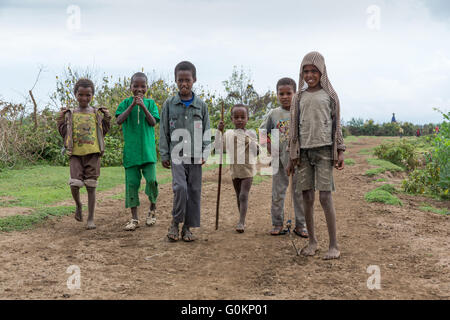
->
[98, 107, 112, 135]
[159, 100, 171, 168]
[135, 97, 156, 126]
[57, 108, 68, 138]
[259, 111, 273, 154]
[214, 121, 226, 154]
[116, 98, 137, 125]
[201, 102, 211, 163]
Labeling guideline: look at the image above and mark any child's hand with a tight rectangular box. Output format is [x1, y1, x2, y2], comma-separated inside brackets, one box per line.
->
[285, 159, 298, 176]
[201, 158, 206, 166]
[335, 151, 345, 170]
[135, 96, 145, 108]
[218, 121, 224, 132]
[99, 107, 110, 116]
[162, 160, 171, 169]
[267, 141, 272, 155]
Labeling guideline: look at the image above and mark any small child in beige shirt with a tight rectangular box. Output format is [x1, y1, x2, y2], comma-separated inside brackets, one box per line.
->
[216, 104, 258, 233]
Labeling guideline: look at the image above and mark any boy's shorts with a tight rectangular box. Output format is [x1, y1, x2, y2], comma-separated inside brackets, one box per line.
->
[69, 153, 101, 188]
[297, 146, 335, 192]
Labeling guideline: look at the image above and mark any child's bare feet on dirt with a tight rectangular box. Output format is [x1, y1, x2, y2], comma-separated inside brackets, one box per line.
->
[86, 220, 96, 230]
[75, 206, 82, 222]
[236, 223, 245, 233]
[323, 247, 340, 260]
[300, 242, 318, 256]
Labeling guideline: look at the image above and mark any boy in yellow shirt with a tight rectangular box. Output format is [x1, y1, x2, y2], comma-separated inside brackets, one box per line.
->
[57, 78, 111, 230]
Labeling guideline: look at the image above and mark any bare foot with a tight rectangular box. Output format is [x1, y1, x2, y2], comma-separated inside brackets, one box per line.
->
[300, 242, 318, 256]
[236, 223, 245, 233]
[323, 247, 340, 260]
[86, 221, 96, 230]
[75, 206, 83, 222]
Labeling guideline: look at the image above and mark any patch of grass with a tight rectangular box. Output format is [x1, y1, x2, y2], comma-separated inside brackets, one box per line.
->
[0, 206, 77, 232]
[374, 184, 398, 194]
[367, 159, 405, 172]
[418, 204, 449, 216]
[344, 159, 355, 166]
[0, 166, 125, 208]
[358, 148, 374, 155]
[375, 178, 387, 182]
[344, 136, 358, 143]
[365, 167, 386, 177]
[364, 189, 403, 206]
[253, 174, 270, 185]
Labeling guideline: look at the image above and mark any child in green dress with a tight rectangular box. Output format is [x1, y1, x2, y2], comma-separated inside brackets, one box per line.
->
[116, 72, 160, 231]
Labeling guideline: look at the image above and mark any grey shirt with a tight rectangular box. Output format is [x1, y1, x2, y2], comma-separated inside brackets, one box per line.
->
[299, 89, 333, 149]
[259, 107, 291, 168]
[159, 93, 211, 162]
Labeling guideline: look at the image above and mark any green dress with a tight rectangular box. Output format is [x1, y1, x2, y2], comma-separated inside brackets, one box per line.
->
[115, 97, 160, 168]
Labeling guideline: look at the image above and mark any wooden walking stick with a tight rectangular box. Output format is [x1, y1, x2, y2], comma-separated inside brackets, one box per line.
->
[215, 102, 225, 230]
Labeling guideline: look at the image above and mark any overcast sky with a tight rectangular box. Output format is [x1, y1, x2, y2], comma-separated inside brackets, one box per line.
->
[0, 0, 449, 123]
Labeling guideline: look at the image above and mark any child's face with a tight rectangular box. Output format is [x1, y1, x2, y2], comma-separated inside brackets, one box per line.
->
[175, 70, 196, 97]
[131, 77, 148, 97]
[75, 87, 93, 108]
[277, 85, 295, 110]
[231, 107, 248, 130]
[303, 64, 321, 89]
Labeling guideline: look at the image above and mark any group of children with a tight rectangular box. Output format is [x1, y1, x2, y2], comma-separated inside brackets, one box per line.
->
[57, 52, 345, 260]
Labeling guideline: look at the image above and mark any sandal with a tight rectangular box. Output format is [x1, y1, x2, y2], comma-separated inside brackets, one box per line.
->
[181, 226, 195, 242]
[270, 225, 286, 236]
[167, 223, 179, 242]
[294, 225, 309, 238]
[124, 219, 139, 231]
[146, 210, 157, 226]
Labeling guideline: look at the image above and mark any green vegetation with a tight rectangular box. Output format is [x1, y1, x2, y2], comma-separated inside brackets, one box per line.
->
[344, 136, 358, 144]
[365, 167, 386, 177]
[418, 203, 449, 216]
[367, 159, 404, 172]
[358, 148, 374, 155]
[375, 178, 387, 182]
[364, 185, 403, 206]
[0, 206, 78, 232]
[344, 158, 355, 166]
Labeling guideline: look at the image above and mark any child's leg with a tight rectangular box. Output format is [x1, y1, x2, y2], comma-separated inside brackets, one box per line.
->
[315, 146, 339, 259]
[171, 162, 188, 225]
[184, 164, 202, 229]
[293, 170, 308, 237]
[69, 155, 84, 222]
[142, 162, 158, 226]
[270, 161, 288, 230]
[125, 166, 142, 221]
[301, 189, 318, 255]
[84, 154, 100, 230]
[319, 191, 340, 259]
[235, 177, 253, 232]
[232, 178, 242, 211]
[70, 186, 83, 221]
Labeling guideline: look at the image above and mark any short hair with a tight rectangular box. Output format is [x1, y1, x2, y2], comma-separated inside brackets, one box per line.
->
[231, 104, 249, 117]
[131, 72, 148, 84]
[174, 61, 196, 80]
[74, 78, 95, 95]
[276, 77, 296, 93]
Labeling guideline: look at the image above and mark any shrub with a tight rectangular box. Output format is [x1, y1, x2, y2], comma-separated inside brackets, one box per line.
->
[373, 140, 419, 170]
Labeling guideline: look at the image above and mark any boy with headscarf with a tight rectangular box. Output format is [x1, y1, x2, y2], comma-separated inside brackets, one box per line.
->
[287, 51, 345, 260]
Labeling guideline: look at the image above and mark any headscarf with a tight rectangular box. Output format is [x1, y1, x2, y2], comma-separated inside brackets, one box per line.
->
[289, 51, 345, 162]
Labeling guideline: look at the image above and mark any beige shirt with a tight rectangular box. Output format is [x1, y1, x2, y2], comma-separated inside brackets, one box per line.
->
[215, 129, 257, 179]
[299, 89, 333, 149]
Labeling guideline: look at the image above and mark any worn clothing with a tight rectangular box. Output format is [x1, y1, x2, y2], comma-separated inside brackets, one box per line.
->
[115, 97, 160, 168]
[271, 160, 306, 227]
[299, 89, 333, 149]
[170, 162, 202, 227]
[159, 93, 211, 163]
[297, 146, 335, 191]
[72, 113, 100, 156]
[215, 129, 257, 179]
[69, 153, 101, 188]
[289, 51, 345, 163]
[125, 163, 158, 208]
[57, 107, 111, 157]
[259, 107, 291, 169]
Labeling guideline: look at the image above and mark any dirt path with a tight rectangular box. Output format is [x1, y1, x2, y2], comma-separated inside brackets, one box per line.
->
[0, 137, 448, 299]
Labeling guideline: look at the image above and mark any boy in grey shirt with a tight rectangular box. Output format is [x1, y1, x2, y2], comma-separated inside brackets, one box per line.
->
[160, 61, 211, 242]
[260, 78, 307, 237]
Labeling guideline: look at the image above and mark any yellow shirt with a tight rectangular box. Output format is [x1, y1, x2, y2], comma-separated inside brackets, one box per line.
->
[72, 112, 100, 156]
